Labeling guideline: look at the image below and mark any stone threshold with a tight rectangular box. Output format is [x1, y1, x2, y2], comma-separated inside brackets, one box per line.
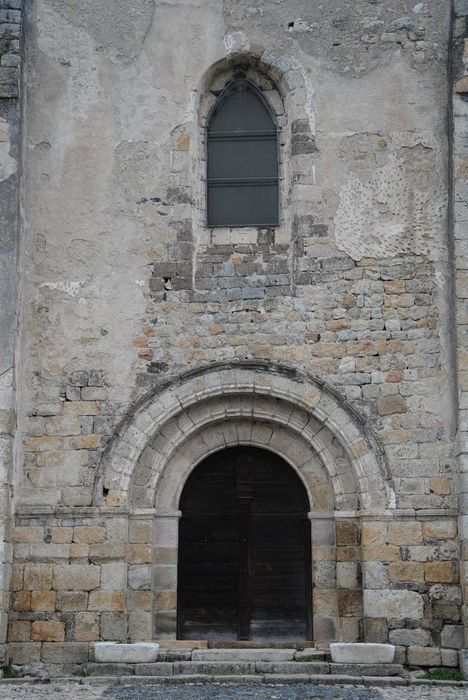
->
[1, 675, 467, 687]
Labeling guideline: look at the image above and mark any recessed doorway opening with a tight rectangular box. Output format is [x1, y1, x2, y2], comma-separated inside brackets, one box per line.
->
[177, 446, 312, 641]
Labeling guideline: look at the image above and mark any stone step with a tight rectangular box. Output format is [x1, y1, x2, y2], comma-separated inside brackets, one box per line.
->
[209, 641, 316, 649]
[191, 648, 325, 661]
[85, 661, 405, 678]
[192, 648, 297, 662]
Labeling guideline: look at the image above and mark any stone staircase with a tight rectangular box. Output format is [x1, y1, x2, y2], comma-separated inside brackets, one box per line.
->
[85, 646, 406, 683]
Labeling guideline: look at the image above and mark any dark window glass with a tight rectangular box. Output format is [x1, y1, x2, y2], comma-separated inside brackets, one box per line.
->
[207, 77, 279, 227]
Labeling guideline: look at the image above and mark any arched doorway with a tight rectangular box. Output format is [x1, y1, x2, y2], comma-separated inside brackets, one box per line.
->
[177, 446, 312, 641]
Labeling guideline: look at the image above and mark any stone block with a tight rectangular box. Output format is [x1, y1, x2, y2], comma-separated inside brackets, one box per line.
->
[24, 564, 52, 590]
[89, 544, 125, 561]
[441, 624, 464, 649]
[338, 617, 361, 643]
[51, 528, 73, 544]
[94, 642, 159, 663]
[362, 561, 388, 589]
[127, 591, 152, 612]
[460, 649, 468, 680]
[428, 585, 462, 604]
[101, 612, 126, 640]
[53, 564, 100, 591]
[330, 643, 395, 664]
[364, 590, 424, 619]
[129, 521, 152, 544]
[41, 642, 89, 664]
[128, 544, 151, 564]
[192, 648, 296, 662]
[389, 628, 431, 647]
[128, 565, 151, 590]
[8, 642, 41, 664]
[377, 396, 407, 416]
[56, 591, 88, 611]
[74, 612, 99, 641]
[388, 562, 424, 582]
[31, 620, 65, 642]
[387, 522, 422, 545]
[364, 619, 388, 643]
[30, 591, 56, 612]
[8, 621, 31, 642]
[441, 648, 459, 667]
[86, 662, 135, 676]
[128, 611, 152, 641]
[73, 527, 106, 544]
[424, 562, 455, 583]
[88, 592, 125, 612]
[138, 662, 173, 675]
[423, 518, 458, 539]
[101, 563, 127, 591]
[336, 522, 359, 545]
[337, 590, 362, 616]
[407, 645, 441, 666]
[329, 662, 403, 676]
[336, 562, 357, 589]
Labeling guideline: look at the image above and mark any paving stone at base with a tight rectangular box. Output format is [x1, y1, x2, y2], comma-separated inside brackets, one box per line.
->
[262, 674, 313, 684]
[256, 662, 330, 674]
[85, 663, 135, 676]
[164, 675, 213, 683]
[212, 675, 265, 683]
[361, 677, 407, 686]
[173, 661, 257, 675]
[191, 648, 296, 662]
[329, 663, 404, 676]
[137, 663, 174, 676]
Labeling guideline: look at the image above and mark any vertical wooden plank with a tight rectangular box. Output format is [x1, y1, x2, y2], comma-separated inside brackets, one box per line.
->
[236, 451, 254, 640]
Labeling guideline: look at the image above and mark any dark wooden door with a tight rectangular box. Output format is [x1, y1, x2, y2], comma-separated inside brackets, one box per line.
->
[177, 447, 311, 641]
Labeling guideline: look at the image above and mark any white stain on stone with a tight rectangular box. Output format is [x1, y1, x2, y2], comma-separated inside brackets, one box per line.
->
[40, 281, 84, 298]
[223, 31, 249, 55]
[334, 156, 443, 261]
[0, 119, 16, 181]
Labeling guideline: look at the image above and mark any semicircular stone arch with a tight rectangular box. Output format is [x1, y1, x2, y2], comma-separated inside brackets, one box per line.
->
[96, 361, 393, 513]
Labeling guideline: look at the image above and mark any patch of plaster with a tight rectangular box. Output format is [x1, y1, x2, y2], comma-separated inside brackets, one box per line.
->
[39, 281, 84, 298]
[0, 119, 16, 181]
[37, 6, 99, 120]
[334, 152, 444, 261]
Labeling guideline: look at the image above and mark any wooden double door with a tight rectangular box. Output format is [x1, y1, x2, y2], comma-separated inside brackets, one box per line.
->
[177, 447, 312, 641]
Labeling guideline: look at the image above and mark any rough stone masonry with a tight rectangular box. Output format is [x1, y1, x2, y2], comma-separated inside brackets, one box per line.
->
[1, 0, 468, 678]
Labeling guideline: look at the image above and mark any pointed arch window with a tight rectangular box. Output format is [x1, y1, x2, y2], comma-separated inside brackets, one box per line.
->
[206, 75, 279, 228]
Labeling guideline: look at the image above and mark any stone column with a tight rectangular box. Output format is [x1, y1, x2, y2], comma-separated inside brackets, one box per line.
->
[452, 0, 468, 678]
[153, 512, 181, 639]
[0, 0, 23, 665]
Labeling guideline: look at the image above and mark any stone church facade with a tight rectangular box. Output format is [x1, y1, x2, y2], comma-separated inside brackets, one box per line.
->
[1, 0, 468, 675]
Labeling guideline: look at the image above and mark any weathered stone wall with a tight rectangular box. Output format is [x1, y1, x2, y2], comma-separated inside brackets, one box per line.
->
[452, 0, 468, 672]
[8, 0, 466, 670]
[0, 0, 22, 667]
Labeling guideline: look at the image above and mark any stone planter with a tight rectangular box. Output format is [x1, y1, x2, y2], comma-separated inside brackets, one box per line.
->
[94, 642, 160, 664]
[330, 643, 395, 664]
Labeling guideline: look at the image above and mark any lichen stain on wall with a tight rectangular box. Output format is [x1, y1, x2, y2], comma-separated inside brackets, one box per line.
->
[334, 133, 445, 262]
